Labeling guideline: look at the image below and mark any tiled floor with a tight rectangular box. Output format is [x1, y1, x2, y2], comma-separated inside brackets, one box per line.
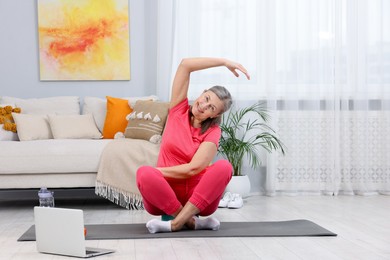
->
[1, 194, 390, 259]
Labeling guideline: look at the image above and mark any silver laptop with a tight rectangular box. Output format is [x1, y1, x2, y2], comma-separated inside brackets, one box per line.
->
[34, 207, 115, 258]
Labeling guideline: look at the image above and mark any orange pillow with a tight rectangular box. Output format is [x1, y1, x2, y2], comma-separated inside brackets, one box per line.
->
[102, 96, 133, 139]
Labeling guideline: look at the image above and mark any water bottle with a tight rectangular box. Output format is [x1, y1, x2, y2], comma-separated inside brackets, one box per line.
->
[38, 187, 55, 207]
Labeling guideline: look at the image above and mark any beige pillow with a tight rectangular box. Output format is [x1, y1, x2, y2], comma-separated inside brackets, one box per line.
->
[48, 114, 102, 139]
[124, 100, 169, 143]
[12, 113, 53, 141]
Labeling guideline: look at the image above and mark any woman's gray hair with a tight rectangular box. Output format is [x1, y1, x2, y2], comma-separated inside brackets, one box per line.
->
[199, 85, 233, 134]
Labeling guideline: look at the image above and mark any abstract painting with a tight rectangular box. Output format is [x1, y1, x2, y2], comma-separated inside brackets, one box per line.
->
[37, 0, 130, 80]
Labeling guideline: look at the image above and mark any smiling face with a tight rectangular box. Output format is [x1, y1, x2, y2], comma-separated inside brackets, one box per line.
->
[191, 90, 225, 124]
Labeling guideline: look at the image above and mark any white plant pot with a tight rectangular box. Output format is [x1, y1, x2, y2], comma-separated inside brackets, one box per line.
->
[225, 175, 251, 198]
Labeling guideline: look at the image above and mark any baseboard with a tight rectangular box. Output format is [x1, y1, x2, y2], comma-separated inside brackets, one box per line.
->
[0, 187, 103, 201]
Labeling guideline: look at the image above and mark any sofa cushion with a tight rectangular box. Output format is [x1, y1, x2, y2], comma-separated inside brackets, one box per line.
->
[0, 139, 112, 174]
[12, 113, 53, 141]
[48, 114, 102, 139]
[0, 126, 19, 141]
[0, 96, 80, 115]
[82, 95, 159, 132]
[82, 97, 107, 133]
[124, 100, 169, 143]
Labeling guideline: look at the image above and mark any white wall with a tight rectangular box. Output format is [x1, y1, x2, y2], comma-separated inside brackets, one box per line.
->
[0, 0, 159, 100]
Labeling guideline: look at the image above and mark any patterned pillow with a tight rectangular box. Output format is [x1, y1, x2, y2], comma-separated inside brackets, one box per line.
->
[124, 100, 169, 143]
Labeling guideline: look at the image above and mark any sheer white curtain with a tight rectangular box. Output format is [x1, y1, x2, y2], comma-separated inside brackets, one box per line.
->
[164, 0, 390, 195]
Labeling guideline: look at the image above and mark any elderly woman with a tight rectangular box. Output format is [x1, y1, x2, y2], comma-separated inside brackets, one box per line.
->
[136, 57, 250, 233]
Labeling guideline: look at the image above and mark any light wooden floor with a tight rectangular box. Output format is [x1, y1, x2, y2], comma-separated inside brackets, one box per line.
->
[1, 194, 389, 260]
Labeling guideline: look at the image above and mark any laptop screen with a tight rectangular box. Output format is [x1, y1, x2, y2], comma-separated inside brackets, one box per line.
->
[34, 207, 89, 257]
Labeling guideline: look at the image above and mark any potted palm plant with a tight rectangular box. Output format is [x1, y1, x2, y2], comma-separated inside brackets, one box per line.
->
[218, 101, 285, 196]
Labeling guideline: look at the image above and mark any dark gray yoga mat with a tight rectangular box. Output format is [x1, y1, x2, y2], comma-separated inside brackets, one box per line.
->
[18, 219, 336, 241]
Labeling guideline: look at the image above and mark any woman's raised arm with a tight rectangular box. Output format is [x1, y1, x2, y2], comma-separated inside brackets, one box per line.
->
[170, 57, 250, 108]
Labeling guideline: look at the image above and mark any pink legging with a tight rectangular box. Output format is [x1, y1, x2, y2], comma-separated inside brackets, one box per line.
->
[136, 159, 232, 216]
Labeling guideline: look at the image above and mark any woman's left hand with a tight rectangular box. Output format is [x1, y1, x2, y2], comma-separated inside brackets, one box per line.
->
[225, 60, 251, 80]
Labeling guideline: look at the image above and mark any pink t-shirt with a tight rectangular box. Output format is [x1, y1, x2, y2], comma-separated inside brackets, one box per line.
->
[157, 98, 221, 167]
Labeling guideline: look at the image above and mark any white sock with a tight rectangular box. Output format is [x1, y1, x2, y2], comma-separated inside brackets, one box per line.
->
[193, 216, 220, 231]
[146, 218, 172, 234]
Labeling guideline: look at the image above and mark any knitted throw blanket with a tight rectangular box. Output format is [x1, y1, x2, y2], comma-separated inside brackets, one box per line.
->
[95, 138, 160, 209]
